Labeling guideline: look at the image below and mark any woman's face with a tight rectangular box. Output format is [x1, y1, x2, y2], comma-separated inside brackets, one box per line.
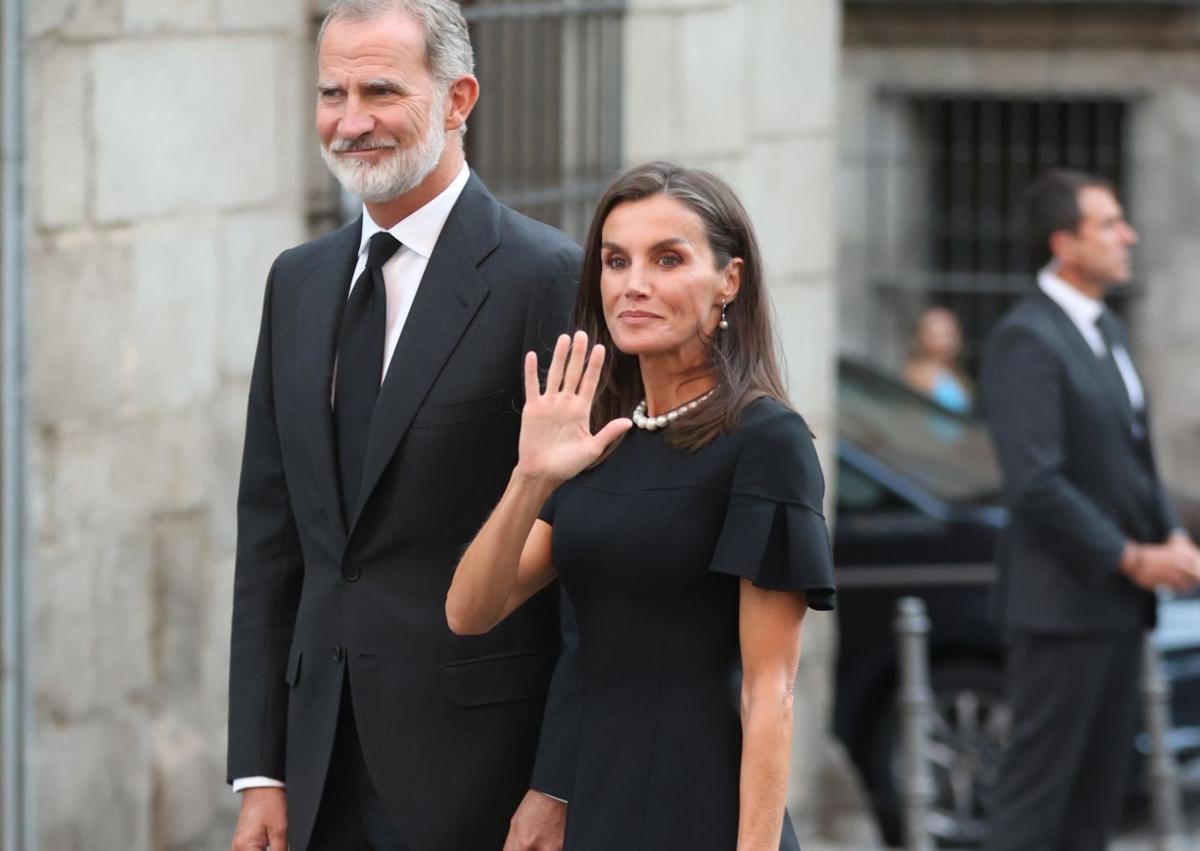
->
[598, 194, 741, 365]
[917, 308, 962, 362]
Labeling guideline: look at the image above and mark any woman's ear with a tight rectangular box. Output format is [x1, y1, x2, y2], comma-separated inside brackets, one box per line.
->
[720, 257, 744, 304]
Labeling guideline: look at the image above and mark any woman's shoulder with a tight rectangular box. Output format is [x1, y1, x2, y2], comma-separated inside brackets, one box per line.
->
[735, 395, 811, 440]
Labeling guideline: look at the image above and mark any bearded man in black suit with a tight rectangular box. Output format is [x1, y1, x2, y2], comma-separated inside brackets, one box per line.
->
[980, 169, 1200, 851]
[227, 2, 580, 848]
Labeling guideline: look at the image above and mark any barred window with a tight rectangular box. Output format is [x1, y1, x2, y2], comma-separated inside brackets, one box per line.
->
[862, 95, 1130, 377]
[463, 0, 624, 241]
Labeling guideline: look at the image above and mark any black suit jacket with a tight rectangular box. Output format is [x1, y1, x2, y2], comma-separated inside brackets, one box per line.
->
[227, 173, 582, 851]
[980, 290, 1180, 637]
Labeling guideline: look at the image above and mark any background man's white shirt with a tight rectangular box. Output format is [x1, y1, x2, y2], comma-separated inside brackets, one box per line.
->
[1038, 265, 1146, 411]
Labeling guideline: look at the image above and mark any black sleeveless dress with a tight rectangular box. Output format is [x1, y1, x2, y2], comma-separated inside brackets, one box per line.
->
[539, 397, 836, 851]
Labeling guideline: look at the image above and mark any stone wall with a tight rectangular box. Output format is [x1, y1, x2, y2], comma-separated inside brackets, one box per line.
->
[839, 6, 1200, 495]
[623, 0, 873, 842]
[25, 1, 310, 847]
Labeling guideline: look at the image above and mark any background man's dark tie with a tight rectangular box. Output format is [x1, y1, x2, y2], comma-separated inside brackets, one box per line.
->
[1095, 308, 1146, 439]
[336, 231, 402, 523]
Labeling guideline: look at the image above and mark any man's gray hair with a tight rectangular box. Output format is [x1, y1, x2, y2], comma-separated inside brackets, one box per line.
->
[318, 0, 475, 89]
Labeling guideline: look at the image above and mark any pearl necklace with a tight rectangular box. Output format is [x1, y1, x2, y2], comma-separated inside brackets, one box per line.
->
[631, 389, 715, 431]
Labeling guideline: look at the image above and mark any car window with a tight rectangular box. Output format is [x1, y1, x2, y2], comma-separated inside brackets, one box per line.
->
[837, 460, 910, 513]
[838, 361, 1002, 504]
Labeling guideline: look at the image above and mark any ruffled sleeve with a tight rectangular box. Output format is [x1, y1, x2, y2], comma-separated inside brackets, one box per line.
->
[709, 404, 836, 610]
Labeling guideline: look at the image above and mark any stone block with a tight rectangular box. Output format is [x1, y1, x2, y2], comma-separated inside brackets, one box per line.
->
[40, 415, 213, 549]
[622, 13, 678, 163]
[678, 5, 750, 158]
[122, 0, 213, 33]
[28, 238, 129, 426]
[31, 529, 156, 720]
[210, 379, 251, 553]
[772, 279, 837, 424]
[31, 45, 90, 230]
[125, 223, 220, 412]
[219, 210, 305, 377]
[93, 38, 281, 222]
[28, 0, 120, 39]
[744, 137, 837, 279]
[627, 0, 728, 11]
[37, 708, 154, 851]
[749, 0, 839, 138]
[151, 716, 222, 847]
[150, 510, 214, 698]
[201, 556, 237, 725]
[218, 0, 307, 31]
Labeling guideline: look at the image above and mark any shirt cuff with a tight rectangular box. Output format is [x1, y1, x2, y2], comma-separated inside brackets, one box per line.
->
[533, 788, 568, 804]
[232, 776, 286, 793]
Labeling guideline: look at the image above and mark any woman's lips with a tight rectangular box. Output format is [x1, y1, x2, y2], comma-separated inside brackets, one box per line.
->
[618, 311, 661, 324]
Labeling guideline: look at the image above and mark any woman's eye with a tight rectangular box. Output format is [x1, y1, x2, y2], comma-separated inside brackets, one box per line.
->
[658, 254, 680, 267]
[605, 256, 627, 270]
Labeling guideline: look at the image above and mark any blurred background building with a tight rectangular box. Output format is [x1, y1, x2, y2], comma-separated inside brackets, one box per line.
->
[838, 0, 1200, 494]
[0, 0, 841, 847]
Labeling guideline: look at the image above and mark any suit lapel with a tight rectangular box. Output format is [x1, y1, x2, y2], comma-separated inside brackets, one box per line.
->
[295, 218, 362, 542]
[1034, 291, 1137, 442]
[349, 174, 500, 533]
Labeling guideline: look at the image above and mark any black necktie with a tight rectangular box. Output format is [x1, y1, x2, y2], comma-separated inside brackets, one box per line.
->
[1094, 309, 1144, 437]
[335, 232, 402, 523]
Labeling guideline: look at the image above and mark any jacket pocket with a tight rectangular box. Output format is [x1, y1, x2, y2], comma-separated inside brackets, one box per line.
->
[410, 391, 511, 429]
[285, 646, 303, 687]
[442, 649, 557, 707]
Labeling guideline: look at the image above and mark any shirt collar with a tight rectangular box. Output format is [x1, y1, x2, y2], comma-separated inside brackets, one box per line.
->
[1038, 263, 1104, 328]
[357, 162, 471, 260]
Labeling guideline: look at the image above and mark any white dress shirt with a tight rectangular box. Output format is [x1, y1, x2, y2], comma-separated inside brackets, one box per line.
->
[1038, 265, 1146, 412]
[233, 163, 471, 795]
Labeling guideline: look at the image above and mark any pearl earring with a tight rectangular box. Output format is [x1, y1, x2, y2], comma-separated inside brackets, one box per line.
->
[719, 299, 730, 331]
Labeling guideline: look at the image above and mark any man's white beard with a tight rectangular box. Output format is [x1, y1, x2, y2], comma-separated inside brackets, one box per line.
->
[320, 104, 447, 203]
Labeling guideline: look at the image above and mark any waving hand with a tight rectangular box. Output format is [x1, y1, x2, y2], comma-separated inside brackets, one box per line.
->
[518, 331, 632, 485]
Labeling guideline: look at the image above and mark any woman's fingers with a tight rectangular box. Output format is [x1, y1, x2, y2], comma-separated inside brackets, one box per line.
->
[590, 417, 632, 453]
[578, 343, 606, 402]
[523, 350, 540, 402]
[544, 334, 571, 394]
[562, 331, 589, 395]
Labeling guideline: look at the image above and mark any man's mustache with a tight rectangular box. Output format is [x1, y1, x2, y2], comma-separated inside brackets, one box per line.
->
[328, 137, 398, 153]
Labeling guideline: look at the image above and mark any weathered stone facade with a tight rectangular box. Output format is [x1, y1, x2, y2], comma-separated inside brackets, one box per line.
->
[25, 1, 310, 847]
[839, 4, 1200, 495]
[14, 0, 846, 847]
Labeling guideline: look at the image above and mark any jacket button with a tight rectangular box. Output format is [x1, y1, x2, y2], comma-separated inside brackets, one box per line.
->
[331, 645, 343, 662]
[342, 563, 361, 582]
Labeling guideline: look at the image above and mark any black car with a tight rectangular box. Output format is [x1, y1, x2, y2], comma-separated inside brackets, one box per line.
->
[832, 358, 1200, 847]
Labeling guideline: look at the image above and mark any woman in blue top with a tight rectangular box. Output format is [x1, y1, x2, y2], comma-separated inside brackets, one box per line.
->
[904, 306, 972, 413]
[446, 162, 835, 851]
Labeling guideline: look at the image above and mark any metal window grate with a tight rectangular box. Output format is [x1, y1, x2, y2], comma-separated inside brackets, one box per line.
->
[866, 95, 1130, 377]
[462, 0, 624, 241]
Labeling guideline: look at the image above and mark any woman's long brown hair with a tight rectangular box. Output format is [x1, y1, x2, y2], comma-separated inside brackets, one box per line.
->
[576, 161, 791, 452]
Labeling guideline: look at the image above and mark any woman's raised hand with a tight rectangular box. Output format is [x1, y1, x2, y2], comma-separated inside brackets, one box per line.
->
[518, 331, 632, 485]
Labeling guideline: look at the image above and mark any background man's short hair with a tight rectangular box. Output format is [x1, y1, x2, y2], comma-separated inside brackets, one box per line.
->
[1023, 168, 1116, 269]
[318, 0, 476, 90]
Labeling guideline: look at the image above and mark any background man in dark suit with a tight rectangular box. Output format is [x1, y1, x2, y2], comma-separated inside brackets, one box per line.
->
[980, 169, 1200, 851]
[227, 2, 580, 848]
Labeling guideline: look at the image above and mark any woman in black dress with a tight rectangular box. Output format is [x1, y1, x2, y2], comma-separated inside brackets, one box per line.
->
[446, 162, 835, 851]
